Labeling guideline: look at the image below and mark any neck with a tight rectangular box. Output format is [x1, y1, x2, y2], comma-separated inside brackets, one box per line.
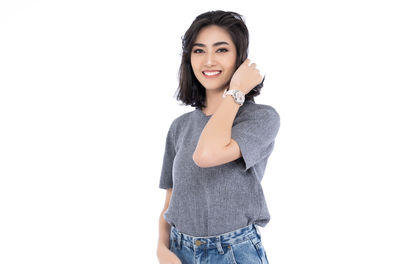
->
[202, 86, 228, 115]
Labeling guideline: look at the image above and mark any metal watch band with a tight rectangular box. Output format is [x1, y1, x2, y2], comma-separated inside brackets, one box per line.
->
[222, 89, 244, 106]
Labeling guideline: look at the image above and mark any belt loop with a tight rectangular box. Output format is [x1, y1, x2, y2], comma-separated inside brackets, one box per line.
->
[254, 224, 261, 238]
[215, 236, 224, 254]
[177, 231, 182, 249]
[248, 233, 260, 249]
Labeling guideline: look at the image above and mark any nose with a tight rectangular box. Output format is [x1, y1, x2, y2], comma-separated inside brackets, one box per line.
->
[204, 52, 217, 67]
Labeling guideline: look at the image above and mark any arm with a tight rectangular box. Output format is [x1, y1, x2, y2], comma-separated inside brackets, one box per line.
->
[192, 95, 242, 168]
[157, 188, 172, 252]
[157, 188, 182, 263]
[192, 58, 263, 168]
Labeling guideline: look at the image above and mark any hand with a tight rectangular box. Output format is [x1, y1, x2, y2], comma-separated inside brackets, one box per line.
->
[229, 58, 264, 95]
[157, 245, 182, 264]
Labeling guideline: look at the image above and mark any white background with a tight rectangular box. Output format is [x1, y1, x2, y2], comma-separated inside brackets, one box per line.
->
[1, 0, 399, 263]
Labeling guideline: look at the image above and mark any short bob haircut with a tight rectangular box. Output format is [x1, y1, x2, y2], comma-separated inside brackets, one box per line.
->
[175, 10, 265, 110]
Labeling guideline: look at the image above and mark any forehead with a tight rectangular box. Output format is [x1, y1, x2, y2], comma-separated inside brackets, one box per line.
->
[194, 25, 233, 44]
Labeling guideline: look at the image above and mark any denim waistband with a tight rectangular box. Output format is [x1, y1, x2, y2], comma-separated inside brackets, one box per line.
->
[170, 224, 262, 254]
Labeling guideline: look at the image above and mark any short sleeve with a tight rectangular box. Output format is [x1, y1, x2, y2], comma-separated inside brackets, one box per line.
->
[158, 121, 176, 189]
[231, 106, 280, 172]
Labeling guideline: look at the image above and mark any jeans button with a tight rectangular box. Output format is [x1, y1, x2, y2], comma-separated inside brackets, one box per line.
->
[195, 240, 203, 246]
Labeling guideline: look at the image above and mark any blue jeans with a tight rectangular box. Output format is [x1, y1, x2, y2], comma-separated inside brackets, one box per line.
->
[169, 223, 269, 264]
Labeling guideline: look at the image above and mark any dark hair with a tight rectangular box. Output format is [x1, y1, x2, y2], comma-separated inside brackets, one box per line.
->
[175, 10, 265, 109]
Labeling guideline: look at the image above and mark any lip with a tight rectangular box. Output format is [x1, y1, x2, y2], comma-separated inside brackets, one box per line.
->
[202, 70, 222, 78]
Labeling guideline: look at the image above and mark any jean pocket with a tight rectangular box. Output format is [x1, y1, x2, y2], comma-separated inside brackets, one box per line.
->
[249, 238, 269, 264]
[229, 239, 264, 264]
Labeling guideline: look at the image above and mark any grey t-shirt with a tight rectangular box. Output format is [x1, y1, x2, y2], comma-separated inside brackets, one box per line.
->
[159, 100, 280, 237]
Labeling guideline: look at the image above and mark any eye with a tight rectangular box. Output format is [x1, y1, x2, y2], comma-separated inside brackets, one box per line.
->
[192, 48, 228, 54]
[217, 48, 228, 53]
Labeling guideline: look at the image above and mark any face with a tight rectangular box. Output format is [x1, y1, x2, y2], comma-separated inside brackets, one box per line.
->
[190, 25, 237, 92]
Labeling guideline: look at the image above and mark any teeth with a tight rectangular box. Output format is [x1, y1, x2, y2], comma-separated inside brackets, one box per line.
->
[203, 71, 221, 76]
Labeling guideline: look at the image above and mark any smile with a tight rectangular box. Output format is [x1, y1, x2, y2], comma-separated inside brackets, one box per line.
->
[202, 71, 222, 78]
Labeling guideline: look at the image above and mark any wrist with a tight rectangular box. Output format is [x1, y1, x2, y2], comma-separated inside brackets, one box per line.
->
[223, 88, 245, 106]
[157, 244, 168, 255]
[229, 86, 246, 94]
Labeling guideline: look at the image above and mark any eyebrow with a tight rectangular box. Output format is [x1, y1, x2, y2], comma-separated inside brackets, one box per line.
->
[192, 41, 230, 48]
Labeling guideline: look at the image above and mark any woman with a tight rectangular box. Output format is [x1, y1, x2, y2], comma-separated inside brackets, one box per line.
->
[157, 10, 280, 264]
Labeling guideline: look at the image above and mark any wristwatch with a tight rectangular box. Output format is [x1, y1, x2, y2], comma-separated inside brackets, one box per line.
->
[223, 89, 245, 106]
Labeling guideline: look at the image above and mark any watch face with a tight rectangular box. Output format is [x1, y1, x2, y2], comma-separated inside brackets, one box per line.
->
[234, 91, 245, 103]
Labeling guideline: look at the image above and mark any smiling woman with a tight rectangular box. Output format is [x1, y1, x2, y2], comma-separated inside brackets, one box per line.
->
[176, 10, 265, 113]
[190, 25, 237, 93]
[157, 10, 278, 264]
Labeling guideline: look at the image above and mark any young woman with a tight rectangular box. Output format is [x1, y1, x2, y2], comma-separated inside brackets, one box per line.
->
[157, 10, 280, 264]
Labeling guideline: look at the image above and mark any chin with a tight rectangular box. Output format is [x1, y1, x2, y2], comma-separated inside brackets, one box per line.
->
[201, 82, 229, 91]
[203, 85, 223, 91]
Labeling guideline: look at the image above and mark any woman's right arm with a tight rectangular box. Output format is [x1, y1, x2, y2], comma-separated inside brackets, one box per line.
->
[157, 188, 182, 264]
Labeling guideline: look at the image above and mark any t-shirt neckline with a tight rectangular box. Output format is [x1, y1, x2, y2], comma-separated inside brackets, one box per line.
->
[196, 108, 213, 118]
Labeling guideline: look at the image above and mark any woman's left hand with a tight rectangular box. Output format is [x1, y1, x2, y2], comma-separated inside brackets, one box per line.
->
[229, 58, 264, 95]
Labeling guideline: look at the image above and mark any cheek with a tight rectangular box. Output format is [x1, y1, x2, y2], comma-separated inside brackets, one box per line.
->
[225, 64, 236, 76]
[190, 56, 199, 67]
[224, 56, 237, 72]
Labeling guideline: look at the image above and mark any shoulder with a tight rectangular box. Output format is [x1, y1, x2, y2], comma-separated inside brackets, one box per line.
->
[168, 110, 193, 134]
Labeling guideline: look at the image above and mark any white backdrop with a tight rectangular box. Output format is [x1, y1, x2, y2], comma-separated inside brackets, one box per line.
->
[1, 0, 399, 263]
